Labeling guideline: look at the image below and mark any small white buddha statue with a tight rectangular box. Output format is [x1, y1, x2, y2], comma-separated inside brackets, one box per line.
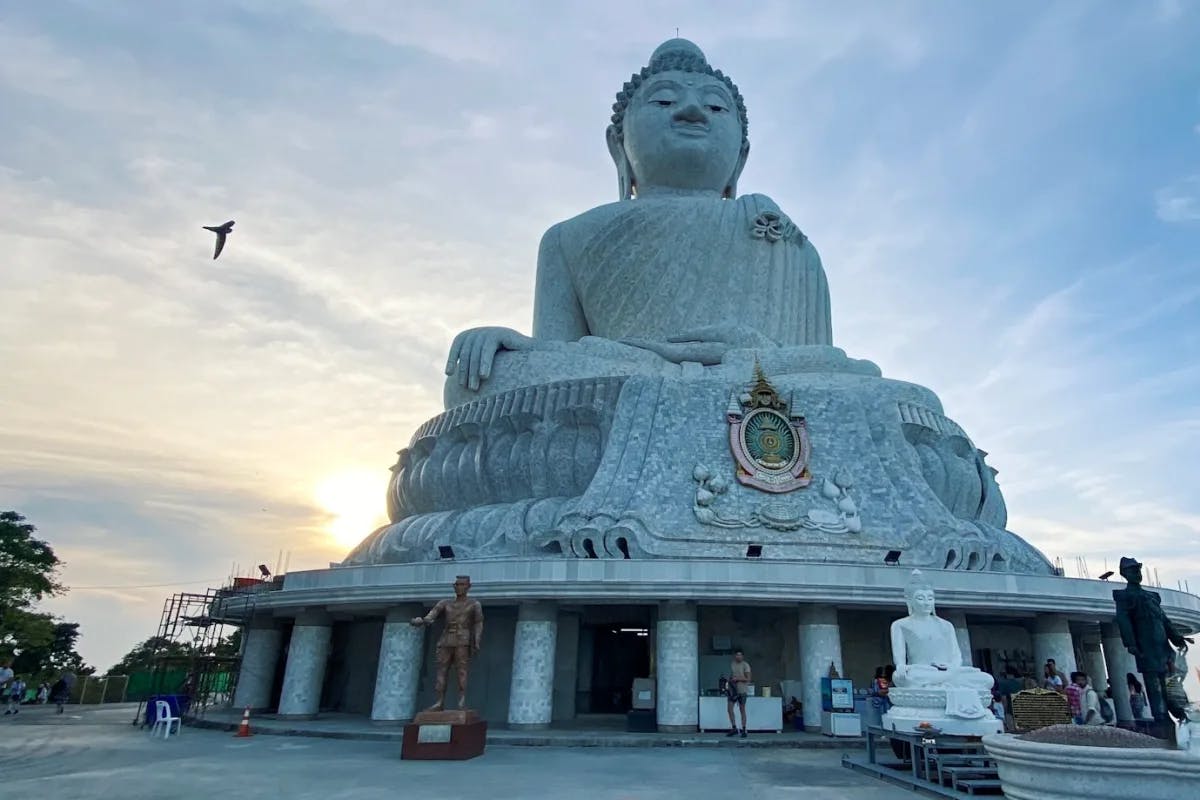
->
[887, 570, 995, 725]
[891, 571, 994, 691]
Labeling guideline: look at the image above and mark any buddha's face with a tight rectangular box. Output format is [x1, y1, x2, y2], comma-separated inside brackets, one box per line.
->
[908, 588, 936, 616]
[621, 70, 745, 194]
[454, 577, 470, 598]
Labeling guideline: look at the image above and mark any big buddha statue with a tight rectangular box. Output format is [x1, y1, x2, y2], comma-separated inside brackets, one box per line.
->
[344, 40, 1054, 575]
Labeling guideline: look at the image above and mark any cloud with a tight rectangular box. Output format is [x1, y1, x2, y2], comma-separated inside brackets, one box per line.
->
[1156, 176, 1200, 223]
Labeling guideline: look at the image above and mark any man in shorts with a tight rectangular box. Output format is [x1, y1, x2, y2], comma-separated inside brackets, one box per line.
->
[726, 649, 751, 738]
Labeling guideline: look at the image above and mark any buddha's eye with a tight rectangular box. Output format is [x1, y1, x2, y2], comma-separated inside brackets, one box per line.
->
[707, 104, 727, 113]
[654, 100, 674, 107]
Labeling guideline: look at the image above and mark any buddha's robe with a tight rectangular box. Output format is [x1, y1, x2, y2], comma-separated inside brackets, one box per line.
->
[560, 193, 832, 346]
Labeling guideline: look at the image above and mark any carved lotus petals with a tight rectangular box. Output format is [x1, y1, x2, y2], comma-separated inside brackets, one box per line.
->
[833, 470, 854, 489]
[693, 464, 712, 482]
[821, 477, 840, 499]
[696, 488, 716, 507]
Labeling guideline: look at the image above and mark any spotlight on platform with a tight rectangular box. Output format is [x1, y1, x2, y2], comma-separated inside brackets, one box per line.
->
[438, 545, 456, 560]
[1098, 571, 1114, 581]
[884, 550, 902, 566]
[257, 564, 271, 578]
[746, 544, 763, 558]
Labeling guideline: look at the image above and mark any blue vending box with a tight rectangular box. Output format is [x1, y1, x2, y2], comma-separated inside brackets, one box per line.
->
[820, 678, 854, 712]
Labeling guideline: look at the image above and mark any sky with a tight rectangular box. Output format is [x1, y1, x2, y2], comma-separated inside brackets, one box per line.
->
[1, 0, 1199, 675]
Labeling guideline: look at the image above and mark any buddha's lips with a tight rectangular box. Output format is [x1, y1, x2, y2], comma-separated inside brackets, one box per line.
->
[672, 122, 709, 136]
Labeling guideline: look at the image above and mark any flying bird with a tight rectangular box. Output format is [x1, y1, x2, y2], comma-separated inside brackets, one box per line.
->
[203, 220, 235, 259]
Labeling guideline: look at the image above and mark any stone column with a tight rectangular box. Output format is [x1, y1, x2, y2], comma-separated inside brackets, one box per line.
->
[507, 602, 558, 730]
[655, 601, 699, 732]
[370, 605, 425, 723]
[1031, 614, 1076, 677]
[277, 611, 332, 719]
[798, 605, 843, 732]
[232, 615, 282, 710]
[1102, 622, 1140, 722]
[1077, 624, 1107, 689]
[944, 610, 974, 667]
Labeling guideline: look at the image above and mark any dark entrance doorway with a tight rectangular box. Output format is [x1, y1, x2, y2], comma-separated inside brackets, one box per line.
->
[587, 625, 651, 713]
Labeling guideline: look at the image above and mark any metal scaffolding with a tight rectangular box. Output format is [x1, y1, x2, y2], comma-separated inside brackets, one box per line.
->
[132, 576, 274, 726]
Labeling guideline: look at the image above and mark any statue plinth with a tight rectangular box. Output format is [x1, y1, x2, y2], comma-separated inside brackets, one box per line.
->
[883, 688, 1002, 737]
[402, 709, 487, 761]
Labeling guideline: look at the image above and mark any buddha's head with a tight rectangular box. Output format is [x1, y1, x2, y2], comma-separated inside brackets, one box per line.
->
[607, 39, 750, 200]
[905, 570, 937, 616]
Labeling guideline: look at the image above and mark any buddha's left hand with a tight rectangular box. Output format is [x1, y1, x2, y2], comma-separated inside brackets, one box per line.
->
[622, 324, 776, 365]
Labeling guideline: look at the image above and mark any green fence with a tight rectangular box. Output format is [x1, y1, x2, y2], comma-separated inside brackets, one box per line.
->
[64, 670, 235, 704]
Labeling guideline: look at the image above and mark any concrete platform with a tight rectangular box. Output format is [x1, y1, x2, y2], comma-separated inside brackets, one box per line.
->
[191, 707, 864, 749]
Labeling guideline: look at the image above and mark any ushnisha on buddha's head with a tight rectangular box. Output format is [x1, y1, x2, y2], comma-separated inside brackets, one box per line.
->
[905, 570, 937, 616]
[607, 38, 750, 200]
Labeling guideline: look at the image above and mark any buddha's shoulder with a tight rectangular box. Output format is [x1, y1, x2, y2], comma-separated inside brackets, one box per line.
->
[538, 202, 633, 260]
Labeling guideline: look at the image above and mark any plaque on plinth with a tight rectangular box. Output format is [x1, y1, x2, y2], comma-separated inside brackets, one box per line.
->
[402, 709, 487, 761]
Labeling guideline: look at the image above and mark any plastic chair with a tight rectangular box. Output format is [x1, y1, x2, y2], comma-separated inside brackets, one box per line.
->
[150, 699, 181, 739]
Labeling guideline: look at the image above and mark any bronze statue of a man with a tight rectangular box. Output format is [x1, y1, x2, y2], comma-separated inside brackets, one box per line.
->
[411, 575, 484, 712]
[1113, 556, 1192, 723]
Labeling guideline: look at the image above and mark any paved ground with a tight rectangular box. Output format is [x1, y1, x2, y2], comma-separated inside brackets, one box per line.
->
[1, 704, 919, 800]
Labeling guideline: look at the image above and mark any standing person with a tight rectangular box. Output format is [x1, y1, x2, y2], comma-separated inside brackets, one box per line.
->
[0, 662, 12, 700]
[50, 675, 71, 714]
[870, 666, 892, 712]
[1066, 672, 1087, 724]
[1127, 673, 1147, 720]
[726, 649, 751, 738]
[36, 683, 49, 704]
[5, 676, 26, 715]
[1042, 660, 1064, 692]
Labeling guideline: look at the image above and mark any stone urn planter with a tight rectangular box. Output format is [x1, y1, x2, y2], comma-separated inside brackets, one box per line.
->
[983, 727, 1200, 800]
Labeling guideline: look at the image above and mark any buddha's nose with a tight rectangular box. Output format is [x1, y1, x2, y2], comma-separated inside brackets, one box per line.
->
[673, 101, 708, 125]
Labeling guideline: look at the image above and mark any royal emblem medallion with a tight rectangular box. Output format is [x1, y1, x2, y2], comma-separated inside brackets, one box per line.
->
[726, 363, 811, 493]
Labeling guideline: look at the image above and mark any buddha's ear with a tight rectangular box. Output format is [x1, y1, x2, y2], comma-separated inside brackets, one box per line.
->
[606, 125, 635, 200]
[724, 140, 750, 200]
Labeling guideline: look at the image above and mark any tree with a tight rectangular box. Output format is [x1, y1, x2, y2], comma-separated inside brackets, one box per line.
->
[108, 636, 192, 675]
[12, 620, 92, 680]
[0, 511, 64, 611]
[213, 629, 242, 658]
[1, 511, 77, 672]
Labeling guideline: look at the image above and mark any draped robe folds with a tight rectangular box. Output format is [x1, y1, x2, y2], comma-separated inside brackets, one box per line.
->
[566, 194, 833, 347]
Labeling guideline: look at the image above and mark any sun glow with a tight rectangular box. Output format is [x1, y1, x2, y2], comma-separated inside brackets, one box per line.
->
[314, 469, 389, 550]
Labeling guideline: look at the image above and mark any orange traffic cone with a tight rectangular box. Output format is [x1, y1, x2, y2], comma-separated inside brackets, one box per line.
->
[234, 707, 252, 738]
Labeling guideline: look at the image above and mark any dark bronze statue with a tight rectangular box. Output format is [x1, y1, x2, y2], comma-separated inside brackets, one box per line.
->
[1113, 556, 1193, 724]
[411, 575, 484, 712]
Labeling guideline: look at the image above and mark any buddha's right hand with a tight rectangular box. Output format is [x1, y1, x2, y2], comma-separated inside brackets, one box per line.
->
[445, 326, 535, 391]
